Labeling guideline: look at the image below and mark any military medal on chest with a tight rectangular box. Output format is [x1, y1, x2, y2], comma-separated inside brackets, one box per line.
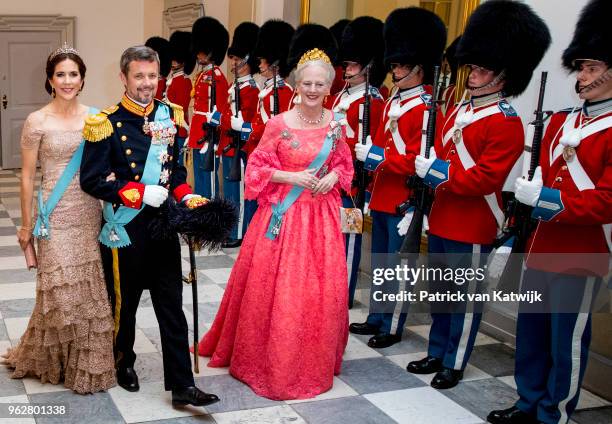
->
[452, 128, 462, 144]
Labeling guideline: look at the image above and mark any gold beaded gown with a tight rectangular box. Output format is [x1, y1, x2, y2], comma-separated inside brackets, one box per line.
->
[2, 112, 116, 394]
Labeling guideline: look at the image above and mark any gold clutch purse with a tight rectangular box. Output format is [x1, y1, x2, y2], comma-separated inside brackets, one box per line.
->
[340, 196, 363, 234]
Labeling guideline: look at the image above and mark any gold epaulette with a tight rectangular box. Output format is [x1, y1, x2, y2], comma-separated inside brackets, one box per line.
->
[83, 106, 115, 142]
[166, 101, 185, 128]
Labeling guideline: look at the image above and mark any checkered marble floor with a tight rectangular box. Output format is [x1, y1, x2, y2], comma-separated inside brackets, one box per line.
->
[0, 168, 610, 424]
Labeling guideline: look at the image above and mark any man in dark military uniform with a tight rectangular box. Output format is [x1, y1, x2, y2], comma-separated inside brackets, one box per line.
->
[80, 46, 219, 407]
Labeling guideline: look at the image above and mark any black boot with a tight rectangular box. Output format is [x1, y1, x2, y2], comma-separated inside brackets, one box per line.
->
[117, 367, 140, 392]
[172, 386, 220, 407]
[430, 367, 463, 389]
[349, 321, 379, 335]
[406, 356, 443, 374]
[367, 333, 401, 348]
[487, 406, 539, 424]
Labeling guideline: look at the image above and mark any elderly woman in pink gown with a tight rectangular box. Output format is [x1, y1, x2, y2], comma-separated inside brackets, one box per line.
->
[195, 48, 353, 400]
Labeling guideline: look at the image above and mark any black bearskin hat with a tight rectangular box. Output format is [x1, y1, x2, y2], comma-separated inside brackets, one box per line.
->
[562, 0, 611, 70]
[383, 8, 447, 85]
[287, 24, 338, 71]
[145, 36, 171, 77]
[253, 19, 295, 78]
[169, 31, 196, 75]
[444, 36, 461, 84]
[456, 0, 551, 96]
[329, 19, 350, 65]
[228, 22, 260, 73]
[191, 16, 229, 65]
[339, 16, 386, 88]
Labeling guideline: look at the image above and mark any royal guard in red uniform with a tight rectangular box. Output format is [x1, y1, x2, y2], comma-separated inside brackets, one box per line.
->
[488, 1, 612, 423]
[329, 19, 349, 97]
[215, 22, 260, 247]
[329, 16, 386, 308]
[286, 23, 338, 107]
[409, 0, 550, 390]
[349, 8, 447, 348]
[145, 36, 171, 100]
[235, 19, 295, 233]
[188, 17, 230, 198]
[441, 36, 461, 117]
[167, 30, 195, 163]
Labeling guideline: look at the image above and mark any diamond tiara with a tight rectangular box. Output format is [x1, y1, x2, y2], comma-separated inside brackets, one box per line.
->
[49, 42, 80, 61]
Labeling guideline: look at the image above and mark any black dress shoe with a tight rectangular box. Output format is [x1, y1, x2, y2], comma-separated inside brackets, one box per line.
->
[117, 367, 140, 392]
[367, 333, 401, 348]
[406, 356, 443, 374]
[172, 386, 220, 407]
[222, 239, 242, 248]
[349, 322, 380, 335]
[430, 367, 463, 389]
[487, 406, 539, 424]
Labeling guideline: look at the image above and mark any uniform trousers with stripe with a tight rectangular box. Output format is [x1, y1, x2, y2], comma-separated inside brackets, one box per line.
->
[427, 234, 492, 371]
[100, 209, 194, 391]
[192, 148, 219, 199]
[221, 154, 247, 240]
[243, 155, 258, 233]
[342, 194, 368, 308]
[515, 267, 599, 424]
[365, 210, 409, 336]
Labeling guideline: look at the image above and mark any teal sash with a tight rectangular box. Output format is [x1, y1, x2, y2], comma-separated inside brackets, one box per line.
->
[265, 113, 343, 240]
[99, 103, 173, 248]
[33, 107, 98, 240]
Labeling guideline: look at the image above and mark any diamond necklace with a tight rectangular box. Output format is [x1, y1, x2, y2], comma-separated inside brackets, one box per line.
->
[297, 107, 325, 125]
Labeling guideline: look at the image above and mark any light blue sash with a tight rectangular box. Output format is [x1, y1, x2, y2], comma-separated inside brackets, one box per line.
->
[33, 107, 98, 240]
[99, 103, 173, 248]
[265, 114, 342, 240]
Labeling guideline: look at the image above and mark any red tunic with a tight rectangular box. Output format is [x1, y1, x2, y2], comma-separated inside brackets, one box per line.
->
[526, 107, 612, 276]
[245, 77, 293, 156]
[166, 70, 192, 138]
[368, 85, 432, 214]
[217, 75, 260, 157]
[187, 65, 230, 149]
[428, 95, 524, 245]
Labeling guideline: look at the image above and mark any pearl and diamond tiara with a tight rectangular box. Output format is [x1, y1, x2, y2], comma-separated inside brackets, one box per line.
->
[49, 42, 80, 61]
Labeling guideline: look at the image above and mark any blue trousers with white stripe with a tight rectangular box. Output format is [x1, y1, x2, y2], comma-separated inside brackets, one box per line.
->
[221, 154, 246, 240]
[515, 268, 598, 424]
[427, 234, 492, 371]
[343, 194, 366, 308]
[365, 210, 408, 336]
[192, 149, 219, 199]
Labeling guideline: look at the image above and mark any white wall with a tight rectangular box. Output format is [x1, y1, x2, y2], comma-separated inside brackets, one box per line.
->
[1, 0, 158, 109]
[511, 0, 589, 123]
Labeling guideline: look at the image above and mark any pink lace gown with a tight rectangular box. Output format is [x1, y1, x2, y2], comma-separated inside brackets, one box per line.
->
[197, 114, 353, 400]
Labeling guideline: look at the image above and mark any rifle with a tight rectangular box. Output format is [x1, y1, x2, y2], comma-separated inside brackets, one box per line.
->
[224, 60, 244, 181]
[199, 67, 218, 172]
[494, 71, 552, 255]
[272, 61, 280, 116]
[355, 62, 372, 210]
[397, 65, 443, 255]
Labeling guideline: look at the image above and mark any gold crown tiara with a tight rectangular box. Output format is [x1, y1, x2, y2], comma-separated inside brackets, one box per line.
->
[49, 42, 79, 60]
[298, 48, 331, 66]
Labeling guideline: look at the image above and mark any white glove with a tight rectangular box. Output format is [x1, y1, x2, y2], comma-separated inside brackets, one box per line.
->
[203, 106, 217, 123]
[181, 193, 198, 203]
[231, 112, 245, 132]
[397, 212, 429, 236]
[397, 211, 414, 236]
[355, 135, 373, 162]
[199, 142, 209, 154]
[514, 166, 543, 207]
[415, 147, 437, 178]
[143, 185, 168, 208]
